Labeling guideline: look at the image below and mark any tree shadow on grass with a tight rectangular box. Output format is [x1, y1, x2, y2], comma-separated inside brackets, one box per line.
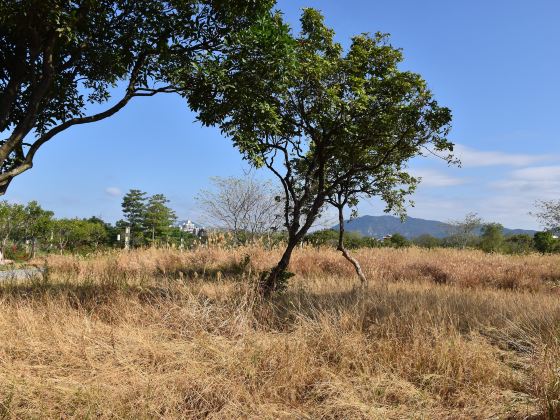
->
[0, 278, 190, 310]
[261, 283, 540, 336]
[160, 257, 254, 281]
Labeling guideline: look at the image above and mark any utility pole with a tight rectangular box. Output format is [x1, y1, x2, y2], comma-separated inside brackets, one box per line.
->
[124, 227, 131, 250]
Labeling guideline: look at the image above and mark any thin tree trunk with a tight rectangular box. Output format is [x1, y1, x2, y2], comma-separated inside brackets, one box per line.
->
[1, 237, 8, 262]
[336, 206, 367, 286]
[259, 237, 299, 297]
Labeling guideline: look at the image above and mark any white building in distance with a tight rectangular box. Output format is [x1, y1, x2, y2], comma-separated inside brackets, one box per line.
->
[176, 220, 204, 236]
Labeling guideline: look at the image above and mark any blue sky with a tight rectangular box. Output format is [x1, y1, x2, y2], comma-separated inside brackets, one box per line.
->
[5, 0, 560, 229]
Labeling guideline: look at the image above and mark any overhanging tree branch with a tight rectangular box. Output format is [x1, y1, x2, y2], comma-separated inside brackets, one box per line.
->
[0, 52, 152, 185]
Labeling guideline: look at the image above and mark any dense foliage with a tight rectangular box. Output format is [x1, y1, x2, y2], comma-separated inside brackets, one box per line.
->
[0, 0, 275, 193]
[0, 195, 555, 263]
[0, 200, 116, 259]
[0, 191, 200, 260]
[181, 9, 454, 294]
[120, 189, 180, 247]
[305, 225, 559, 255]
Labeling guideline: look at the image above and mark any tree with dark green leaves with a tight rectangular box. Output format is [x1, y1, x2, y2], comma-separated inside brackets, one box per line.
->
[0, 200, 25, 260]
[479, 223, 504, 253]
[182, 9, 453, 296]
[52, 218, 109, 253]
[385, 233, 410, 249]
[504, 233, 534, 254]
[306, 228, 377, 250]
[413, 234, 442, 249]
[23, 200, 54, 257]
[85, 217, 111, 250]
[51, 218, 77, 254]
[143, 193, 176, 244]
[121, 189, 147, 247]
[0, 0, 275, 194]
[167, 227, 200, 249]
[534, 231, 557, 254]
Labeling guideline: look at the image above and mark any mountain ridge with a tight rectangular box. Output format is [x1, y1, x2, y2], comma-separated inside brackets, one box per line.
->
[333, 215, 536, 239]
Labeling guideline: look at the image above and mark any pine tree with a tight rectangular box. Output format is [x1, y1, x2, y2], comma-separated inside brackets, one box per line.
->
[143, 194, 176, 245]
[121, 189, 147, 247]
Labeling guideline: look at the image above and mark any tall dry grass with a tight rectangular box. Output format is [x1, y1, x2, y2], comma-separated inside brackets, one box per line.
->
[40, 245, 560, 292]
[0, 246, 559, 418]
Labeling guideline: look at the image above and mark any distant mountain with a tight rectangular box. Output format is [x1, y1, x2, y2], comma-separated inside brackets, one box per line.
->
[333, 215, 537, 239]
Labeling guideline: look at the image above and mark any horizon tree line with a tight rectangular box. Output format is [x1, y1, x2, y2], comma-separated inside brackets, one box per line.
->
[0, 189, 558, 263]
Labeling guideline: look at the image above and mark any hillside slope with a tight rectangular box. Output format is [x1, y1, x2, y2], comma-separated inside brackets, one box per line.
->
[334, 215, 536, 239]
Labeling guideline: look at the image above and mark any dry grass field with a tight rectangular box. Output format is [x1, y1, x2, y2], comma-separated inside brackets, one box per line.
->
[1, 245, 560, 419]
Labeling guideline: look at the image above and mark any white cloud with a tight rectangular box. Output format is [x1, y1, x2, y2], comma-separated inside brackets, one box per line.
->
[482, 165, 560, 228]
[405, 192, 540, 230]
[455, 144, 551, 167]
[411, 168, 466, 187]
[491, 165, 560, 196]
[105, 187, 122, 197]
[333, 151, 560, 230]
[512, 165, 560, 180]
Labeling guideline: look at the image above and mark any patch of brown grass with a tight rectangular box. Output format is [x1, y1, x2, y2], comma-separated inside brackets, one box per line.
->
[0, 246, 558, 418]
[40, 245, 560, 293]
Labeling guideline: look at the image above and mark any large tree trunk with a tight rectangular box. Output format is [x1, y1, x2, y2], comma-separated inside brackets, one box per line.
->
[258, 193, 326, 298]
[259, 237, 299, 297]
[336, 206, 367, 286]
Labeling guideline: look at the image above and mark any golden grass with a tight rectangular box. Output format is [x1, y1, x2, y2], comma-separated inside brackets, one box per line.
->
[1, 246, 559, 418]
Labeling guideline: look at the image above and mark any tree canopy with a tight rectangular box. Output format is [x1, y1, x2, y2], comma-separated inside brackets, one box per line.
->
[121, 189, 147, 246]
[180, 9, 454, 294]
[121, 189, 177, 246]
[0, 0, 275, 193]
[144, 193, 177, 244]
[479, 223, 504, 253]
